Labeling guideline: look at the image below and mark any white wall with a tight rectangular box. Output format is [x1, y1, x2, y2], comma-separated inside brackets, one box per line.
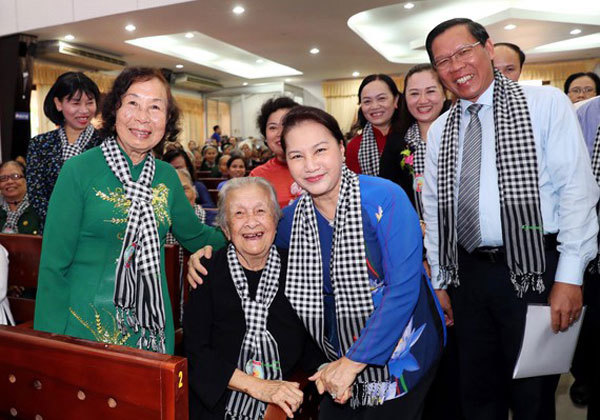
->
[0, 0, 193, 36]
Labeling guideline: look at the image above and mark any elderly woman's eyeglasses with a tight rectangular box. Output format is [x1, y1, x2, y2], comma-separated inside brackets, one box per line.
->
[569, 87, 596, 95]
[434, 41, 481, 70]
[0, 173, 24, 182]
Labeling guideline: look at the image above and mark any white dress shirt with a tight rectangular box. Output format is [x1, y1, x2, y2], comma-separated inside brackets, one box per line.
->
[423, 82, 599, 289]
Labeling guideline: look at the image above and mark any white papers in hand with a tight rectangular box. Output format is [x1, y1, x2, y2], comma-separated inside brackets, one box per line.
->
[513, 305, 585, 379]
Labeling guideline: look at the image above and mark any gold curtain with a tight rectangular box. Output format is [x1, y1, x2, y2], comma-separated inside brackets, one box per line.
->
[174, 93, 204, 149]
[520, 58, 600, 89]
[322, 76, 404, 133]
[218, 102, 231, 138]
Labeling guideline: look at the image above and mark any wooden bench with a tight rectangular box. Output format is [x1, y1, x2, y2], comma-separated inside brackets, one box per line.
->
[197, 177, 227, 190]
[208, 189, 220, 206]
[0, 326, 188, 419]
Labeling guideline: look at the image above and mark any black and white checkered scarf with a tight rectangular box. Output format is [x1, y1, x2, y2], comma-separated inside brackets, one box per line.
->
[405, 122, 427, 219]
[437, 69, 545, 297]
[59, 124, 95, 162]
[225, 244, 282, 420]
[358, 122, 380, 175]
[286, 166, 389, 407]
[101, 137, 166, 352]
[1, 194, 29, 233]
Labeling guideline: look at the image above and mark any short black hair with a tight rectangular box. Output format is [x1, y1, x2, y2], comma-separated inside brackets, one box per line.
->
[494, 42, 526, 67]
[356, 74, 401, 129]
[162, 149, 197, 181]
[564, 72, 600, 95]
[213, 125, 220, 131]
[256, 96, 300, 138]
[280, 106, 344, 153]
[43, 72, 100, 125]
[227, 153, 246, 169]
[426, 18, 490, 64]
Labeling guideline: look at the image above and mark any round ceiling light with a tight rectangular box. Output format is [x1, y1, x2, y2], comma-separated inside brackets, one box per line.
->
[404, 3, 415, 9]
[310, 47, 320, 54]
[352, 71, 360, 77]
[125, 24, 136, 32]
[504, 24, 517, 30]
[570, 28, 582, 35]
[232, 6, 245, 15]
[64, 34, 75, 41]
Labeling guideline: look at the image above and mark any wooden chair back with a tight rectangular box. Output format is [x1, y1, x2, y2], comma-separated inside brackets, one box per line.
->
[197, 177, 227, 190]
[0, 326, 188, 419]
[0, 233, 42, 324]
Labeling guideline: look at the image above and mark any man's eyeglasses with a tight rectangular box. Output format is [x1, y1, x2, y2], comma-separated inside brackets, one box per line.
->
[0, 173, 24, 182]
[569, 87, 596, 95]
[434, 41, 481, 70]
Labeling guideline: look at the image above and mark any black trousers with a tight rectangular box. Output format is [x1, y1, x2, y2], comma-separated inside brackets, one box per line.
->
[449, 246, 561, 420]
[319, 363, 437, 420]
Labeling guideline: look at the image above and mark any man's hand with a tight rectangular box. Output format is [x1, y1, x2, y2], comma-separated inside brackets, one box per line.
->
[548, 282, 582, 333]
[435, 289, 454, 326]
[186, 245, 213, 289]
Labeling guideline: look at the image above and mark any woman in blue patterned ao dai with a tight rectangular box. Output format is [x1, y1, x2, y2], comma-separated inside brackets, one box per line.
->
[276, 106, 445, 420]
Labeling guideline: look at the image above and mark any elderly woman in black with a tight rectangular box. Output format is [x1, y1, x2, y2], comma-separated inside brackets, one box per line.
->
[184, 176, 324, 419]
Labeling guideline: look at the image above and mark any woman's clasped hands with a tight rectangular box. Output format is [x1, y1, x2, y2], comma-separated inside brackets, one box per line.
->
[309, 357, 366, 405]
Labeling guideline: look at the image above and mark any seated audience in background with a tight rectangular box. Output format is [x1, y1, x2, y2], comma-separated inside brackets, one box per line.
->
[187, 140, 199, 154]
[34, 67, 226, 354]
[228, 136, 238, 147]
[380, 64, 450, 218]
[163, 149, 216, 208]
[27, 71, 103, 228]
[221, 142, 234, 155]
[493, 42, 525, 81]
[193, 150, 203, 171]
[565, 72, 600, 103]
[184, 177, 324, 420]
[211, 125, 222, 144]
[217, 155, 246, 190]
[0, 244, 14, 326]
[0, 161, 41, 235]
[346, 74, 401, 176]
[217, 154, 231, 178]
[237, 139, 255, 170]
[199, 145, 221, 177]
[250, 97, 303, 208]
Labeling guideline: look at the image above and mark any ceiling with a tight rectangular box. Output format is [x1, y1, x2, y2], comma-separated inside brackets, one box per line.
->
[22, 0, 600, 88]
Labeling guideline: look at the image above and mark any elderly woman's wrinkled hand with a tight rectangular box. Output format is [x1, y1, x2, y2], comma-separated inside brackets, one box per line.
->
[309, 356, 365, 404]
[186, 245, 213, 289]
[249, 379, 304, 418]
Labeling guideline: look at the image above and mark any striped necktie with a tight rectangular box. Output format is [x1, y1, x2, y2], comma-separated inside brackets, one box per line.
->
[458, 103, 483, 252]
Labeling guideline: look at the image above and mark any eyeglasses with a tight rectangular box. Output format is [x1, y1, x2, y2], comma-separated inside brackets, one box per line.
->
[434, 41, 481, 70]
[0, 173, 24, 182]
[569, 87, 596, 95]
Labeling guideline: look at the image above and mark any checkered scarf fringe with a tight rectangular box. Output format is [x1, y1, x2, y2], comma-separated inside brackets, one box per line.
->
[437, 70, 545, 298]
[1, 194, 30, 233]
[358, 122, 380, 175]
[101, 138, 166, 353]
[225, 244, 282, 420]
[285, 166, 389, 408]
[59, 124, 95, 162]
[405, 123, 427, 219]
[590, 124, 600, 271]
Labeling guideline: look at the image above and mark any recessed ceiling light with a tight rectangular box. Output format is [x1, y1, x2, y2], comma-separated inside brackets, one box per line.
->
[504, 24, 517, 30]
[352, 71, 360, 77]
[176, 64, 184, 69]
[256, 59, 264, 64]
[243, 82, 248, 86]
[285, 78, 291, 82]
[64, 34, 75, 41]
[185, 32, 194, 39]
[570, 28, 582, 35]
[125, 24, 136, 32]
[404, 3, 415, 9]
[232, 5, 245, 15]
[310, 47, 320, 54]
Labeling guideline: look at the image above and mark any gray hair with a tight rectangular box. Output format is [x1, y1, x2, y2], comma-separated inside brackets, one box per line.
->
[175, 167, 193, 186]
[216, 177, 282, 232]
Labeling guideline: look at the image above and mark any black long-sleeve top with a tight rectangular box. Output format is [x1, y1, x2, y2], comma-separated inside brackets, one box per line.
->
[183, 247, 325, 419]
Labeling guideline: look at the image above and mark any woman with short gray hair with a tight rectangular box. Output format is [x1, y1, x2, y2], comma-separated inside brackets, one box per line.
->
[184, 176, 323, 420]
